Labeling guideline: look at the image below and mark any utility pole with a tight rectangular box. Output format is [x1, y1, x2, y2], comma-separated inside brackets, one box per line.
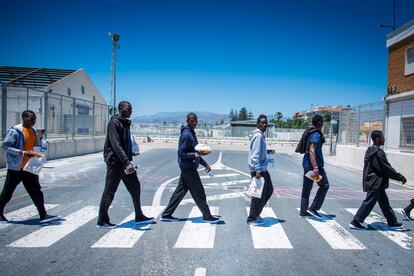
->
[108, 33, 120, 115]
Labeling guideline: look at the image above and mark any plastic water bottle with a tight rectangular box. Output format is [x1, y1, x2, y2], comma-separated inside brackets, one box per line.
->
[208, 170, 215, 177]
[268, 153, 275, 168]
[40, 139, 48, 153]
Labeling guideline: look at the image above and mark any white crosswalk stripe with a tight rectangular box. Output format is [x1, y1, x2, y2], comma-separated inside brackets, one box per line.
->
[346, 208, 414, 250]
[174, 206, 219, 249]
[247, 207, 293, 249]
[297, 209, 366, 250]
[0, 204, 58, 231]
[91, 206, 164, 248]
[200, 173, 239, 179]
[8, 206, 98, 248]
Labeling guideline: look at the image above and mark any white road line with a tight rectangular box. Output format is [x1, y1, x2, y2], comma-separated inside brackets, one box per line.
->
[200, 173, 239, 179]
[0, 204, 58, 231]
[194, 267, 207, 276]
[296, 208, 366, 250]
[91, 206, 164, 248]
[174, 206, 219, 249]
[346, 208, 414, 250]
[180, 192, 245, 205]
[9, 206, 98, 248]
[204, 179, 250, 187]
[247, 207, 293, 249]
[152, 176, 180, 208]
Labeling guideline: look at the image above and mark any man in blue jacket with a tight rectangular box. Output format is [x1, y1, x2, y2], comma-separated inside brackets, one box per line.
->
[161, 113, 220, 223]
[0, 110, 60, 224]
[247, 114, 275, 224]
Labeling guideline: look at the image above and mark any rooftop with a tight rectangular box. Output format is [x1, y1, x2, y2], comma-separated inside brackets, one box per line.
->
[0, 66, 77, 89]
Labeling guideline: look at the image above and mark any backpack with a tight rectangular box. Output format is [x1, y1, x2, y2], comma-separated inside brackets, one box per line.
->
[295, 127, 323, 154]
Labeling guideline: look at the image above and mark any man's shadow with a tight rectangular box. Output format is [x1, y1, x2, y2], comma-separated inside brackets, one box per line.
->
[115, 219, 156, 231]
[253, 217, 286, 228]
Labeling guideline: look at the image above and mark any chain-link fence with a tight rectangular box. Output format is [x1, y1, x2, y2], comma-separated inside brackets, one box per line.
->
[1, 86, 109, 140]
[338, 101, 384, 147]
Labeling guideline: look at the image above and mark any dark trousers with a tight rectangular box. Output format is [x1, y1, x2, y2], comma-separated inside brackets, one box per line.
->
[300, 167, 329, 214]
[404, 198, 414, 213]
[98, 164, 143, 224]
[248, 171, 274, 220]
[0, 169, 47, 218]
[354, 190, 397, 224]
[162, 167, 211, 219]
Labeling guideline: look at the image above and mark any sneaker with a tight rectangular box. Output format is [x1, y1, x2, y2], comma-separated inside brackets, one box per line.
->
[160, 215, 180, 222]
[299, 211, 312, 217]
[388, 222, 404, 230]
[349, 220, 367, 230]
[203, 216, 221, 224]
[247, 217, 265, 225]
[401, 209, 413, 221]
[97, 221, 117, 229]
[39, 215, 61, 224]
[0, 214, 9, 224]
[135, 216, 155, 225]
[308, 209, 324, 220]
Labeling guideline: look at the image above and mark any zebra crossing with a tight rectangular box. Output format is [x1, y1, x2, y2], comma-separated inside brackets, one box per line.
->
[1, 203, 413, 250]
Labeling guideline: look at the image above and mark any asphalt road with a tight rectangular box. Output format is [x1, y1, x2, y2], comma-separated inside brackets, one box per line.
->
[0, 149, 413, 276]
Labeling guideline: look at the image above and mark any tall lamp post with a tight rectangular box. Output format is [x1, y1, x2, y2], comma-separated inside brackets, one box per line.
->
[108, 32, 120, 115]
[378, 0, 396, 31]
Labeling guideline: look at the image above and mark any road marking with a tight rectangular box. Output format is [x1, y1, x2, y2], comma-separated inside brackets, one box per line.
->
[174, 206, 219, 249]
[152, 176, 180, 208]
[296, 208, 366, 250]
[346, 208, 414, 250]
[194, 267, 207, 276]
[91, 206, 164, 248]
[200, 173, 239, 179]
[180, 192, 245, 205]
[0, 204, 58, 231]
[9, 206, 98, 248]
[247, 207, 293, 249]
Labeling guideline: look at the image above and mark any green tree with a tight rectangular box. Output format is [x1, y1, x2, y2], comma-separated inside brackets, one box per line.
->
[238, 107, 248, 120]
[248, 110, 254, 120]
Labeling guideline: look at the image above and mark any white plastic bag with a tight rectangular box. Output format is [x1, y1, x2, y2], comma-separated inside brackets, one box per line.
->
[131, 134, 140, 155]
[247, 177, 264, 198]
[23, 156, 47, 175]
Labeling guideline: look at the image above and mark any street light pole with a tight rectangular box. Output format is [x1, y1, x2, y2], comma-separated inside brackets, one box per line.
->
[109, 32, 120, 115]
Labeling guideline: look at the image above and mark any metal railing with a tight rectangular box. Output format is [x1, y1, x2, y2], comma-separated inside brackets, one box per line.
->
[1, 86, 109, 140]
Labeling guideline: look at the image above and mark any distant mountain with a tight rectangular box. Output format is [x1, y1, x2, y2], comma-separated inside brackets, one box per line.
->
[133, 111, 229, 124]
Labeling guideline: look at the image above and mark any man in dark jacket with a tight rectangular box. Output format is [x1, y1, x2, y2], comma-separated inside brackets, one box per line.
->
[300, 115, 330, 220]
[350, 130, 406, 230]
[97, 101, 153, 228]
[160, 113, 220, 223]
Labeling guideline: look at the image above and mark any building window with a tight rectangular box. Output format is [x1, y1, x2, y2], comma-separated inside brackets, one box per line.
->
[405, 47, 414, 76]
[401, 116, 414, 146]
[81, 85, 85, 94]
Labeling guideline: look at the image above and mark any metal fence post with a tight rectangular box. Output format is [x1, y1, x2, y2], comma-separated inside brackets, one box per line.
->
[355, 105, 361, 147]
[92, 99, 96, 137]
[44, 90, 48, 138]
[72, 98, 76, 138]
[1, 85, 7, 139]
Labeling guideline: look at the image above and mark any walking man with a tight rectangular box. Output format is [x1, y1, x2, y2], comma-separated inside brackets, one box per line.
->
[299, 115, 330, 220]
[97, 101, 154, 228]
[0, 110, 60, 224]
[247, 114, 275, 224]
[350, 130, 406, 230]
[160, 113, 220, 223]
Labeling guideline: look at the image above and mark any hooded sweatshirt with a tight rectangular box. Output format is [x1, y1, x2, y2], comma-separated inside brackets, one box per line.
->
[248, 128, 268, 172]
[2, 124, 39, 171]
[177, 125, 207, 169]
[103, 114, 133, 166]
[362, 144, 404, 192]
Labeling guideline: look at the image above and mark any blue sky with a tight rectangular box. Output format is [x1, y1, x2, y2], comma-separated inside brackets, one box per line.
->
[1, 0, 413, 117]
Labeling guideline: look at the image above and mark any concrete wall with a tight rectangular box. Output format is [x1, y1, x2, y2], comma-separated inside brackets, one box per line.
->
[332, 144, 414, 180]
[0, 136, 105, 168]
